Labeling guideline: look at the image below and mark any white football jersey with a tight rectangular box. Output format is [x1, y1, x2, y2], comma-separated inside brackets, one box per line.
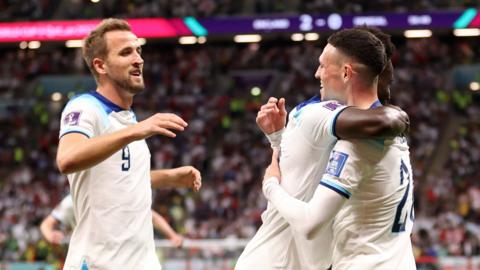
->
[59, 92, 160, 270]
[51, 194, 76, 229]
[236, 96, 347, 270]
[322, 137, 416, 270]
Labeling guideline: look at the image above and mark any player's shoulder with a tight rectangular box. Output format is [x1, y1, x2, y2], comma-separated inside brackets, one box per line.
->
[307, 100, 344, 111]
[385, 136, 410, 150]
[63, 91, 119, 117]
[299, 99, 345, 118]
[295, 100, 345, 132]
[64, 92, 100, 111]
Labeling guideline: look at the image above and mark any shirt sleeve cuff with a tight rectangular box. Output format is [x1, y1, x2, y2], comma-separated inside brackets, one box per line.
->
[266, 128, 284, 149]
[262, 176, 280, 199]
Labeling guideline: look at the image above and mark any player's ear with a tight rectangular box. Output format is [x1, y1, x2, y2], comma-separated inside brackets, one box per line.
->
[343, 63, 353, 82]
[93, 57, 107, 76]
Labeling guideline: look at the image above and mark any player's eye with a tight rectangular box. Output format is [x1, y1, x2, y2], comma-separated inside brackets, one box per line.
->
[119, 48, 132, 56]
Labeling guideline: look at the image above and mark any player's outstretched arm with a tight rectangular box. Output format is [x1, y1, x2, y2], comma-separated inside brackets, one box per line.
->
[151, 210, 183, 248]
[57, 113, 187, 174]
[40, 215, 66, 245]
[151, 166, 201, 191]
[262, 150, 346, 239]
[335, 105, 409, 139]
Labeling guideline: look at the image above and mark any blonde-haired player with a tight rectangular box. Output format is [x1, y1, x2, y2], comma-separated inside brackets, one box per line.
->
[56, 18, 201, 269]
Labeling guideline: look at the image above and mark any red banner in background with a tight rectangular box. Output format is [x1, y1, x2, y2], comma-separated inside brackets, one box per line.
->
[129, 18, 191, 38]
[0, 19, 191, 42]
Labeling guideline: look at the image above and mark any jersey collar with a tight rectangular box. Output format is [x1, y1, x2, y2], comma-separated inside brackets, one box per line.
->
[369, 100, 382, 109]
[295, 95, 321, 111]
[89, 91, 128, 112]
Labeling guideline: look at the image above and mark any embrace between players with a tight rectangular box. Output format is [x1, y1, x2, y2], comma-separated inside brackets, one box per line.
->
[54, 18, 414, 270]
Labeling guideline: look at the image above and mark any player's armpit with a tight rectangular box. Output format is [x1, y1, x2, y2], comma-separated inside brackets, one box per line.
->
[335, 106, 409, 139]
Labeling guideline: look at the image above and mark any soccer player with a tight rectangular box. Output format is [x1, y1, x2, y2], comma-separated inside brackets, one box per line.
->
[261, 29, 416, 269]
[56, 19, 201, 269]
[236, 29, 408, 270]
[40, 194, 184, 247]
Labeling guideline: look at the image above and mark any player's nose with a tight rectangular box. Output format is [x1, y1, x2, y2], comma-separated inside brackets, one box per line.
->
[314, 68, 321, 80]
[133, 51, 144, 66]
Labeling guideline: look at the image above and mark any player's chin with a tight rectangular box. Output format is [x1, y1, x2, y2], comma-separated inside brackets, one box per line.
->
[128, 81, 145, 93]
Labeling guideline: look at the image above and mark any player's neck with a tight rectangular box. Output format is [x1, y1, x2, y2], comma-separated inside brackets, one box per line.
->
[347, 86, 378, 109]
[96, 83, 133, 110]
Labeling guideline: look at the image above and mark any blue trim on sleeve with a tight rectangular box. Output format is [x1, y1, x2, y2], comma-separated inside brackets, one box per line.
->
[331, 106, 349, 139]
[320, 179, 351, 199]
[59, 130, 91, 139]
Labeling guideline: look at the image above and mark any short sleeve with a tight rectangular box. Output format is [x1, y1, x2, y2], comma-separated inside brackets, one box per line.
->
[51, 195, 75, 226]
[320, 140, 364, 199]
[59, 95, 100, 139]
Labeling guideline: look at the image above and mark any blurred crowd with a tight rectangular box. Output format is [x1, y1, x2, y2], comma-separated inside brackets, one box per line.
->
[0, 0, 479, 21]
[0, 34, 479, 267]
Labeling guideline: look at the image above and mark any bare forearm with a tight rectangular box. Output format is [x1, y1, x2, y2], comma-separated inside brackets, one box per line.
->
[151, 169, 176, 188]
[152, 211, 177, 239]
[40, 216, 55, 238]
[57, 128, 136, 174]
[151, 166, 201, 190]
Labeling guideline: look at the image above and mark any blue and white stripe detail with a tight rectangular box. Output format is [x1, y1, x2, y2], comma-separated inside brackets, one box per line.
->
[320, 179, 351, 199]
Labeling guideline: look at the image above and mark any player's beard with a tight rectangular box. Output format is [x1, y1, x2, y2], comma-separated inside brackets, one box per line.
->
[111, 73, 145, 95]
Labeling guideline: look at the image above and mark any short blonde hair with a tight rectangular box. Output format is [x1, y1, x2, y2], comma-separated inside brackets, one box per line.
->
[82, 18, 131, 79]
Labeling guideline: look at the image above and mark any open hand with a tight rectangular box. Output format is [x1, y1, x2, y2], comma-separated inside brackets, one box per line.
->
[133, 113, 188, 139]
